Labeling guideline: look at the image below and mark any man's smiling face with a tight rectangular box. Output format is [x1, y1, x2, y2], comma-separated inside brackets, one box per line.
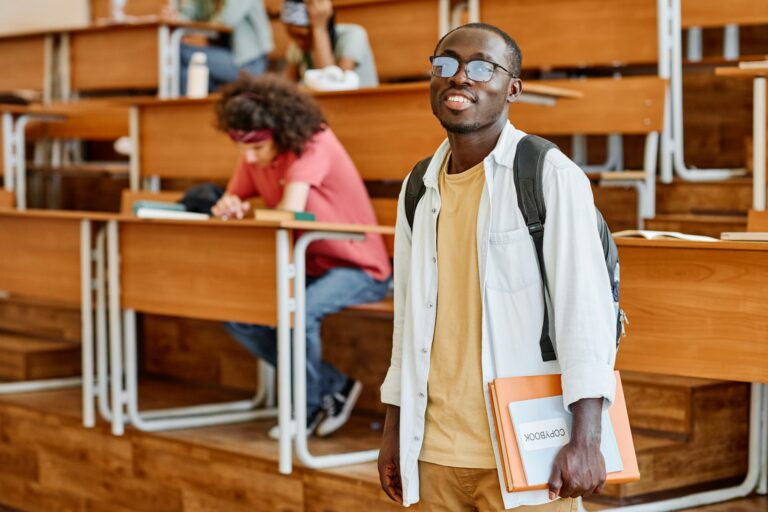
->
[429, 27, 517, 134]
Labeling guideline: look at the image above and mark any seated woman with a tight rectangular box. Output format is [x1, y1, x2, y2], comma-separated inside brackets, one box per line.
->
[174, 0, 274, 93]
[282, 0, 379, 87]
[213, 74, 391, 437]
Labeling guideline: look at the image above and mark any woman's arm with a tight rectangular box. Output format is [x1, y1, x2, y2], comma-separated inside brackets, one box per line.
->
[306, 0, 335, 69]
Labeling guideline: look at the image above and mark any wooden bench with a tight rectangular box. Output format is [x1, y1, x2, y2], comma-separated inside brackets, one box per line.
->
[127, 81, 580, 188]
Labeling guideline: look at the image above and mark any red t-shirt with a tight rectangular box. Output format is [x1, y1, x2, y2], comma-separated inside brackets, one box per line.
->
[226, 127, 392, 281]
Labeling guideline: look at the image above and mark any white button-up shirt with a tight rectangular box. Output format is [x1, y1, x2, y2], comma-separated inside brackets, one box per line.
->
[380, 122, 617, 509]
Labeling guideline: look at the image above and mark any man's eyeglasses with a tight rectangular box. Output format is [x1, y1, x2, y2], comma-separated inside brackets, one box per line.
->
[429, 55, 516, 82]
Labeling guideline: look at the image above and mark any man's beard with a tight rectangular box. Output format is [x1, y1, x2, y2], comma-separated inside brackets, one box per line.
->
[438, 104, 506, 134]
[440, 120, 482, 133]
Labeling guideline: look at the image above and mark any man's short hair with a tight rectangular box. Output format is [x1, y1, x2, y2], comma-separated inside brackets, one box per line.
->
[434, 23, 522, 77]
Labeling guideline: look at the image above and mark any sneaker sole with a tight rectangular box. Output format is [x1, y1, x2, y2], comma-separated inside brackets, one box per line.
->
[315, 380, 363, 437]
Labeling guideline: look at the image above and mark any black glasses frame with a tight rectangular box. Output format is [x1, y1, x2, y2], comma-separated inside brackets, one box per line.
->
[429, 55, 517, 82]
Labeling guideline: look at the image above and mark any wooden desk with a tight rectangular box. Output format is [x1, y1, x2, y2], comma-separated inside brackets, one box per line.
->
[616, 238, 768, 383]
[0, 32, 52, 97]
[0, 209, 111, 427]
[107, 215, 392, 475]
[63, 19, 230, 98]
[128, 81, 580, 187]
[716, 63, 768, 211]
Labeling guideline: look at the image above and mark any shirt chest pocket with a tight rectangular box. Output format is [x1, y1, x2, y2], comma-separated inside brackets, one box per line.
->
[486, 227, 541, 293]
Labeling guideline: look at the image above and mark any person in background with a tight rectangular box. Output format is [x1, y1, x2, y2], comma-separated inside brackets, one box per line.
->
[212, 74, 392, 438]
[282, 0, 379, 87]
[172, 0, 273, 93]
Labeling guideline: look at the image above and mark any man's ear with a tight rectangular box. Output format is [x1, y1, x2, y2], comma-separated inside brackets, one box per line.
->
[507, 78, 522, 103]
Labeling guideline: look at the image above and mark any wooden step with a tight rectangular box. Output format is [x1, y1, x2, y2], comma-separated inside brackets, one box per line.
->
[593, 375, 749, 505]
[656, 178, 754, 215]
[645, 213, 747, 238]
[26, 162, 129, 177]
[0, 379, 759, 512]
[0, 297, 80, 343]
[0, 333, 80, 381]
[621, 371, 726, 438]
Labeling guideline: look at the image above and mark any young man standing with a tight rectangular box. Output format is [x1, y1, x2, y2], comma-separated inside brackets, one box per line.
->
[378, 24, 617, 511]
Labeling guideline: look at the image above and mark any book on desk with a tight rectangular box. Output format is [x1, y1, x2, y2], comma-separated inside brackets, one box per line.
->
[488, 371, 639, 492]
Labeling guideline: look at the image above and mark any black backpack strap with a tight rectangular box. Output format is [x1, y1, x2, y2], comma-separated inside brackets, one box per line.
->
[513, 135, 558, 362]
[404, 156, 432, 231]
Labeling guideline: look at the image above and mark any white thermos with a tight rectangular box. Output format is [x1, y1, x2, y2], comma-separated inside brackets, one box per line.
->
[186, 52, 210, 98]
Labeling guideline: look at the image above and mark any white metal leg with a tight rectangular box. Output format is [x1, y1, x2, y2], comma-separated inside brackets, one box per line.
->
[438, 0, 450, 36]
[758, 386, 768, 495]
[668, 0, 744, 181]
[753, 77, 766, 211]
[277, 229, 295, 474]
[599, 384, 765, 511]
[59, 34, 71, 102]
[1, 112, 14, 193]
[468, 0, 479, 22]
[43, 35, 54, 104]
[723, 24, 740, 61]
[129, 106, 140, 191]
[450, 1, 467, 31]
[95, 227, 114, 423]
[81, 220, 96, 427]
[120, 309, 276, 431]
[107, 220, 126, 435]
[572, 134, 587, 166]
[13, 115, 30, 210]
[291, 231, 378, 469]
[158, 25, 172, 99]
[686, 27, 702, 62]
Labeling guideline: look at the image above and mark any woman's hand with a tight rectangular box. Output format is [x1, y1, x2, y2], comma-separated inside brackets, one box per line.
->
[306, 0, 333, 27]
[212, 194, 251, 220]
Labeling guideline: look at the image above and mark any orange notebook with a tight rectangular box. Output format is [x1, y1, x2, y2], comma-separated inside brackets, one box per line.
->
[488, 371, 639, 492]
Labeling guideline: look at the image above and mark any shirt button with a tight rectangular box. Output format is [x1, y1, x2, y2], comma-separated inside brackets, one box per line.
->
[431, 208, 437, 214]
[419, 392, 425, 398]
[432, 257, 436, 263]
[427, 303, 433, 308]
[421, 348, 428, 354]
[414, 435, 420, 441]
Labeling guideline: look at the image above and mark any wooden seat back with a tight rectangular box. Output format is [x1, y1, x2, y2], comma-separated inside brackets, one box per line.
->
[0, 34, 47, 93]
[371, 198, 398, 255]
[682, 0, 768, 28]
[26, 101, 130, 141]
[509, 76, 667, 136]
[333, 0, 439, 81]
[90, 0, 167, 21]
[480, 0, 659, 70]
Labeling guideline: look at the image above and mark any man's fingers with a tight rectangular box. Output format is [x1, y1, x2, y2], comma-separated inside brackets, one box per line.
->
[379, 464, 403, 504]
[548, 467, 562, 501]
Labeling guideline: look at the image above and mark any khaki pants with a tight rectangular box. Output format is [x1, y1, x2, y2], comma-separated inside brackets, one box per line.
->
[418, 461, 578, 512]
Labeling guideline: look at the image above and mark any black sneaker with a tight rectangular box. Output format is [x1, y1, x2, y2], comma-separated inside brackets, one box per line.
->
[268, 407, 324, 440]
[316, 378, 363, 437]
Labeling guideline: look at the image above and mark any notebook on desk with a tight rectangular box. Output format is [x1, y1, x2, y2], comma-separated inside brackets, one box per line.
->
[488, 371, 639, 492]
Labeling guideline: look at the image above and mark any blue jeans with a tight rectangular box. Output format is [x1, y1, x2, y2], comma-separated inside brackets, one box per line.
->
[226, 267, 391, 413]
[180, 43, 268, 94]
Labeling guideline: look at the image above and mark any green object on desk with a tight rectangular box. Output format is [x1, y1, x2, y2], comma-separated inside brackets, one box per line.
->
[132, 200, 186, 215]
[294, 211, 315, 221]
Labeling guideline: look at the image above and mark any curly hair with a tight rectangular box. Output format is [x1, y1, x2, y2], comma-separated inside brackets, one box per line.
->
[216, 73, 327, 155]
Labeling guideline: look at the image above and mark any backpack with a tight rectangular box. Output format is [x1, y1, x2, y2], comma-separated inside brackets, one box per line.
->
[404, 135, 625, 362]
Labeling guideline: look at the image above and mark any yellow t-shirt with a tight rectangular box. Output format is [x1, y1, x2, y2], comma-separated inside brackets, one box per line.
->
[419, 155, 496, 469]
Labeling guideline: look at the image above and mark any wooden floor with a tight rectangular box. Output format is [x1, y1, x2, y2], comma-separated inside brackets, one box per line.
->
[0, 379, 765, 512]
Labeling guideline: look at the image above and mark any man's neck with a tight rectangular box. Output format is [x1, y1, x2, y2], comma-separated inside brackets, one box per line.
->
[446, 119, 506, 174]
